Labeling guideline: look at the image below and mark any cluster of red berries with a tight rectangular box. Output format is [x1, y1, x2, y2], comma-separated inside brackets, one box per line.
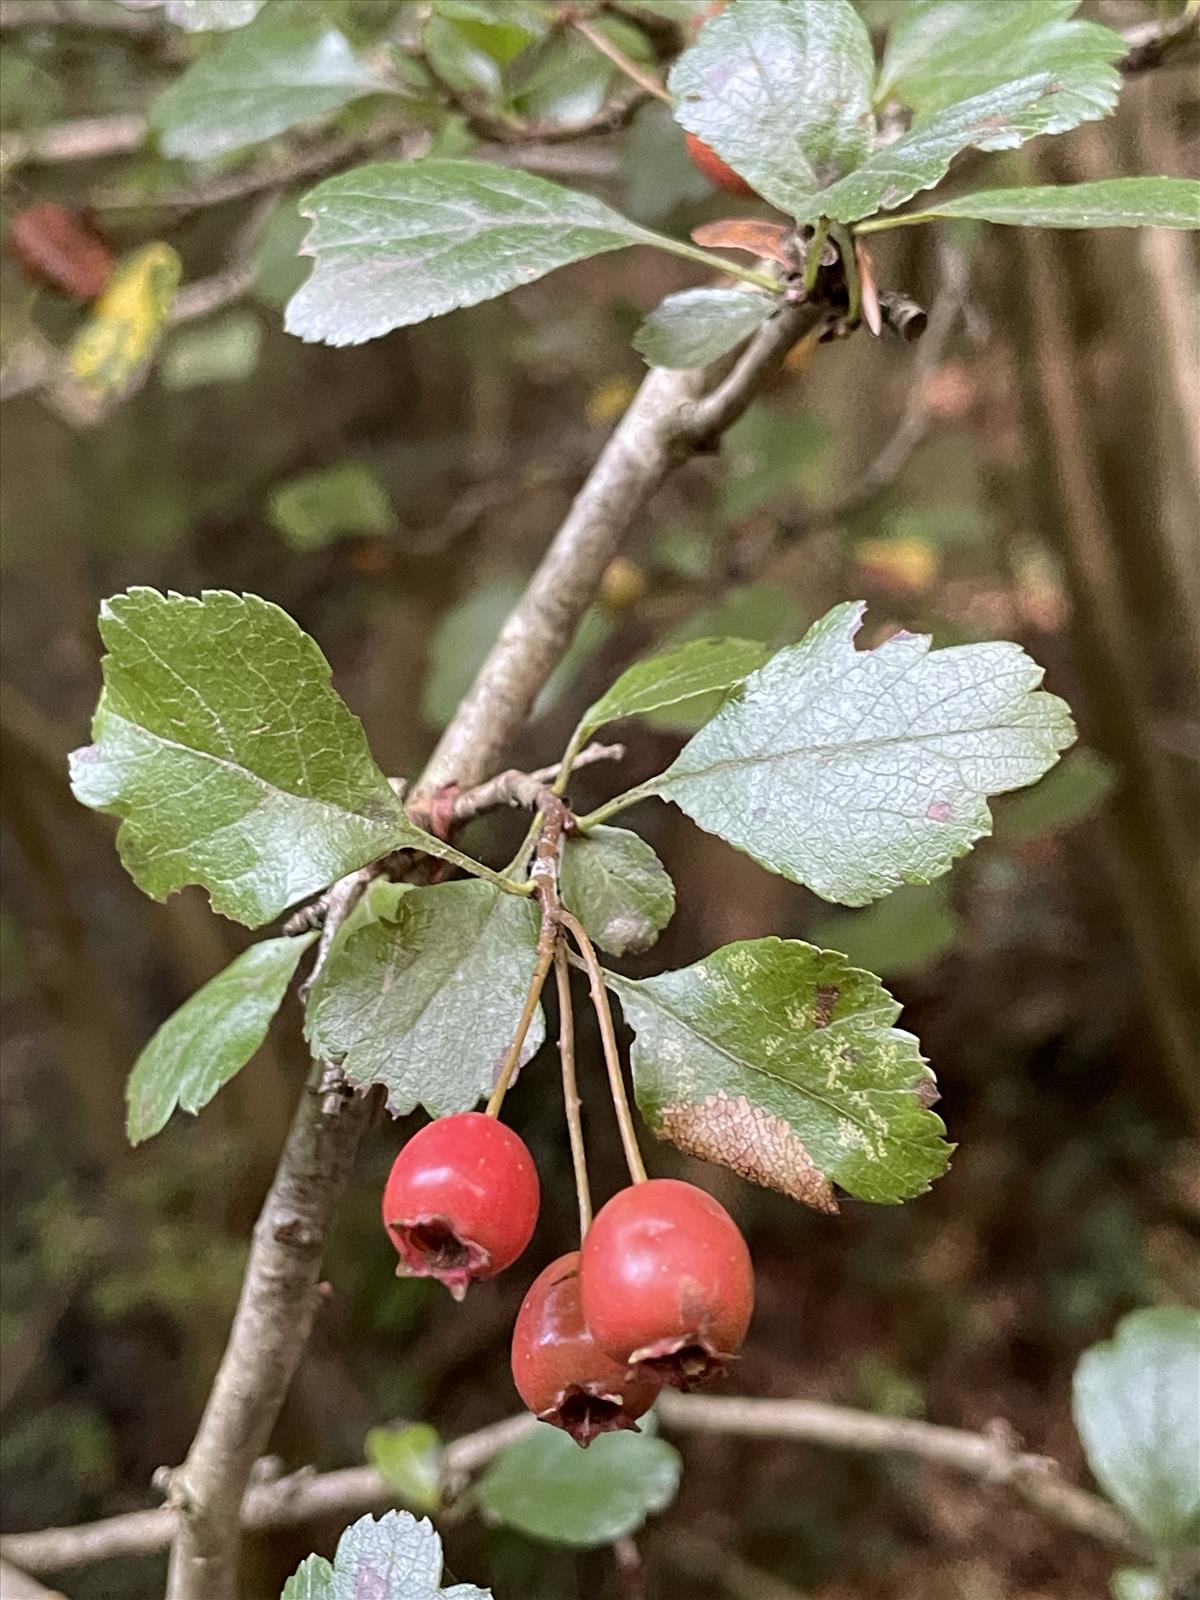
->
[382, 1111, 754, 1446]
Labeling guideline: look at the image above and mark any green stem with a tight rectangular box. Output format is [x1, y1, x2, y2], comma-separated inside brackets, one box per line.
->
[831, 223, 861, 323]
[554, 939, 593, 1238]
[559, 910, 647, 1185]
[852, 212, 939, 235]
[411, 826, 534, 896]
[504, 812, 543, 878]
[573, 778, 661, 831]
[484, 921, 556, 1118]
[552, 726, 589, 798]
[802, 219, 830, 294]
[638, 228, 782, 293]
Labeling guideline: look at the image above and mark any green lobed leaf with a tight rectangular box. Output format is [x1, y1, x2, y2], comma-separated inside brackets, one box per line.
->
[859, 178, 1200, 232]
[651, 601, 1075, 906]
[877, 0, 1123, 143]
[149, 4, 385, 161]
[305, 880, 544, 1117]
[281, 1511, 492, 1600]
[285, 160, 654, 347]
[573, 636, 773, 747]
[421, 576, 526, 730]
[270, 461, 395, 551]
[280, 1553, 333, 1600]
[809, 881, 957, 980]
[1072, 1306, 1200, 1548]
[366, 1424, 444, 1516]
[478, 1426, 681, 1547]
[68, 589, 432, 927]
[126, 931, 317, 1145]
[634, 287, 776, 370]
[607, 938, 948, 1210]
[993, 746, 1115, 844]
[559, 826, 675, 956]
[668, 0, 876, 215]
[643, 587, 804, 733]
[810, 74, 1070, 225]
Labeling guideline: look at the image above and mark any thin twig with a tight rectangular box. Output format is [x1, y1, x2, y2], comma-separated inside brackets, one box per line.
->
[777, 239, 969, 543]
[0, 112, 145, 168]
[570, 13, 672, 103]
[486, 794, 571, 1116]
[558, 909, 647, 1184]
[448, 742, 625, 826]
[1119, 9, 1199, 73]
[1, 1416, 536, 1577]
[418, 306, 827, 802]
[484, 923, 557, 1117]
[2, 1391, 1144, 1578]
[656, 1392, 1148, 1559]
[0, 1560, 65, 1599]
[555, 940, 592, 1238]
[662, 1532, 805, 1600]
[673, 303, 830, 447]
[612, 1535, 648, 1600]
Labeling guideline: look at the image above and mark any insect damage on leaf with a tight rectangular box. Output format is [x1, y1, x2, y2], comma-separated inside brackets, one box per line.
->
[659, 1091, 838, 1213]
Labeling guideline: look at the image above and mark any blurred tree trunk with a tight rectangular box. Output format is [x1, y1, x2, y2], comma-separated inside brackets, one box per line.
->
[994, 82, 1200, 1126]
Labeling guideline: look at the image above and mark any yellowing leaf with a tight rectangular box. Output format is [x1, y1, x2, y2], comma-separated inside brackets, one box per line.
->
[586, 375, 638, 425]
[69, 243, 180, 396]
[856, 536, 940, 594]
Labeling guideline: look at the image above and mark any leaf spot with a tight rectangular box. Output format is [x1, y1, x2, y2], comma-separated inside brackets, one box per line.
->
[814, 985, 839, 1029]
[926, 800, 952, 822]
[658, 1091, 838, 1213]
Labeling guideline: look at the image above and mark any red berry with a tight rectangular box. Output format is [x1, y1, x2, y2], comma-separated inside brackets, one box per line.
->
[382, 1112, 539, 1300]
[579, 1178, 753, 1389]
[684, 133, 757, 199]
[511, 1251, 660, 1447]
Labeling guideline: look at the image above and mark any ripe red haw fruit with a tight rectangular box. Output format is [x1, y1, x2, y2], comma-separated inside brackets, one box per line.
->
[684, 133, 757, 198]
[579, 1178, 754, 1389]
[382, 1112, 539, 1300]
[511, 1251, 660, 1447]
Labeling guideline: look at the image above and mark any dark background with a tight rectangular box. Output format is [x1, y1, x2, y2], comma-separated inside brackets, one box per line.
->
[1, 3, 1197, 1596]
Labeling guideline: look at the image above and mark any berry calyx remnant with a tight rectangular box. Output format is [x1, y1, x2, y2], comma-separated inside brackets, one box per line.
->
[683, 133, 758, 198]
[511, 1251, 660, 1447]
[579, 1178, 754, 1389]
[382, 1111, 539, 1300]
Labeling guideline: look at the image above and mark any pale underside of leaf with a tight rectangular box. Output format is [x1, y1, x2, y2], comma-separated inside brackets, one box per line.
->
[1072, 1306, 1200, 1550]
[286, 160, 651, 346]
[608, 938, 949, 1208]
[655, 600, 1075, 906]
[326, 1510, 492, 1600]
